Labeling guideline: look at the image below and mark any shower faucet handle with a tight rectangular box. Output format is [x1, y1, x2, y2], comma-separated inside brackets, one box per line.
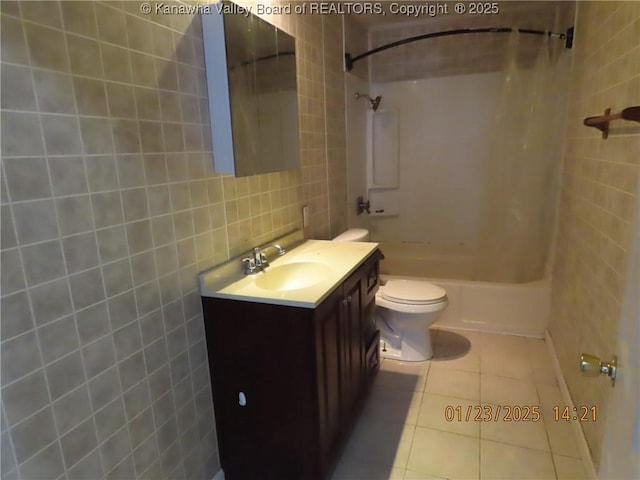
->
[356, 196, 370, 215]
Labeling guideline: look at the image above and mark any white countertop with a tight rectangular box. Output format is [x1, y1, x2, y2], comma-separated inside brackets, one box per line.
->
[198, 239, 379, 308]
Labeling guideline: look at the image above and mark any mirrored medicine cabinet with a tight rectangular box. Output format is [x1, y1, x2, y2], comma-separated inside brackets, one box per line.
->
[202, 1, 300, 177]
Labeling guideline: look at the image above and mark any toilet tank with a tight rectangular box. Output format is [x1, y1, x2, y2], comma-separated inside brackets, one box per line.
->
[332, 228, 370, 242]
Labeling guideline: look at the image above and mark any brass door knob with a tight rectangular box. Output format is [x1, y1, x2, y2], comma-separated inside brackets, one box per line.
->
[579, 353, 617, 385]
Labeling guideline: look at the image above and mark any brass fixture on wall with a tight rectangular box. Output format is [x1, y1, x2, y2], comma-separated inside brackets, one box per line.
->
[580, 353, 617, 386]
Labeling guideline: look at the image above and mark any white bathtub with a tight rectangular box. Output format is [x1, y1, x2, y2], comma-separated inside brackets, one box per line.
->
[378, 242, 551, 337]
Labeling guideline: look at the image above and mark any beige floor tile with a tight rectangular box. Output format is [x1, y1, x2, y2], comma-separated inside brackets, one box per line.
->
[431, 350, 480, 373]
[544, 418, 583, 459]
[417, 393, 480, 437]
[481, 332, 528, 353]
[426, 366, 480, 401]
[481, 349, 533, 380]
[342, 333, 585, 480]
[480, 439, 556, 480]
[479, 404, 550, 451]
[332, 456, 406, 480]
[404, 469, 448, 479]
[525, 337, 549, 355]
[378, 359, 430, 392]
[553, 454, 587, 479]
[431, 329, 480, 373]
[432, 350, 480, 373]
[343, 420, 415, 469]
[536, 383, 564, 420]
[407, 427, 480, 479]
[530, 357, 558, 386]
[526, 338, 558, 386]
[480, 374, 539, 406]
[361, 384, 424, 426]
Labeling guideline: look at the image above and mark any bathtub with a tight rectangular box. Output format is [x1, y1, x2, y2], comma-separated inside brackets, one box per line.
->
[378, 242, 551, 338]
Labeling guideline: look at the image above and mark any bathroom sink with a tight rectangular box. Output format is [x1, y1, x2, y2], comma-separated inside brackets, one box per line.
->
[254, 262, 333, 292]
[199, 233, 380, 307]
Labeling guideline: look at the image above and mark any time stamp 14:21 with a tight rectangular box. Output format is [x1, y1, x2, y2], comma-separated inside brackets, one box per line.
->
[444, 405, 597, 422]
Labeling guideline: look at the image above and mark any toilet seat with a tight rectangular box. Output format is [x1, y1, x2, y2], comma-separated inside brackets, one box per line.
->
[376, 280, 448, 315]
[375, 279, 449, 361]
[381, 279, 446, 305]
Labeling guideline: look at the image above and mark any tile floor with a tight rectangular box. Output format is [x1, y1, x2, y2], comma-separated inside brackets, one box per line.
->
[332, 328, 588, 480]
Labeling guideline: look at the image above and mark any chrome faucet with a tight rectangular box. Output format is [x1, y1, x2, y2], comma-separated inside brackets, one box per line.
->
[252, 247, 267, 267]
[241, 256, 258, 274]
[263, 244, 286, 256]
[242, 244, 287, 275]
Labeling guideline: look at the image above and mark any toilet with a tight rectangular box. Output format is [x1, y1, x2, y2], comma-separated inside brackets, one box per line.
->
[332, 228, 370, 242]
[332, 229, 448, 362]
[376, 280, 447, 361]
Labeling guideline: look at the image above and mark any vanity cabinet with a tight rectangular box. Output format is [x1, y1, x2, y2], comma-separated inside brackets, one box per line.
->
[201, 249, 382, 479]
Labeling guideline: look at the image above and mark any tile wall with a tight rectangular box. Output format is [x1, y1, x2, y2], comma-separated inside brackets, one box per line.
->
[0, 1, 347, 479]
[344, 16, 368, 80]
[549, 0, 639, 468]
[323, 14, 349, 236]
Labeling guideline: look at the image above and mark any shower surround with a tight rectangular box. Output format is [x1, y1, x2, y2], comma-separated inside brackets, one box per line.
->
[343, 5, 574, 340]
[351, 36, 571, 284]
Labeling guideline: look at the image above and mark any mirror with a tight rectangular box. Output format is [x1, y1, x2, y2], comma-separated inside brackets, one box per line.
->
[202, 2, 300, 177]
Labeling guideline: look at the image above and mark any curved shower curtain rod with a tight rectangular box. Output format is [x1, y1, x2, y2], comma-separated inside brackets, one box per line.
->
[345, 26, 574, 71]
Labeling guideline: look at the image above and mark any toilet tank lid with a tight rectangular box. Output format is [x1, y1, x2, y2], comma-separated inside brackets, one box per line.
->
[382, 280, 447, 304]
[332, 228, 369, 242]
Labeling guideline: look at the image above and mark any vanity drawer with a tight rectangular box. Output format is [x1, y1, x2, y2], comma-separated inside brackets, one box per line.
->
[362, 250, 382, 306]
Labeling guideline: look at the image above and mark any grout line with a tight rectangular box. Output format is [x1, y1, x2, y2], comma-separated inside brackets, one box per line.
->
[0, 401, 20, 478]
[1, 11, 204, 61]
[13, 1, 72, 474]
[84, 4, 125, 476]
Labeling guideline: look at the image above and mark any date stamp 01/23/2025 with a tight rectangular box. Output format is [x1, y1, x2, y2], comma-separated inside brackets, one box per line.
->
[444, 405, 598, 423]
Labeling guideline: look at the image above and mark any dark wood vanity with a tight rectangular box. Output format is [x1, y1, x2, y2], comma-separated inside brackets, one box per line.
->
[201, 249, 382, 479]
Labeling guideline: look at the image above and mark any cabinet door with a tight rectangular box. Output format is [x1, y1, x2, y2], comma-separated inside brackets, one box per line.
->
[315, 287, 344, 465]
[204, 298, 318, 479]
[341, 274, 364, 415]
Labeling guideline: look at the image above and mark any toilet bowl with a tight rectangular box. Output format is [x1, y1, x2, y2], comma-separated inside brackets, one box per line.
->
[376, 280, 448, 361]
[332, 229, 448, 362]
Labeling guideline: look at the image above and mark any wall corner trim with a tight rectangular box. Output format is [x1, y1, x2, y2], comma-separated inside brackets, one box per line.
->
[545, 329, 598, 480]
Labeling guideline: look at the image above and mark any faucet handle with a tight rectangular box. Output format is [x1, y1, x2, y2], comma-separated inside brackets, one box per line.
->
[252, 246, 267, 266]
[242, 257, 257, 274]
[356, 196, 370, 215]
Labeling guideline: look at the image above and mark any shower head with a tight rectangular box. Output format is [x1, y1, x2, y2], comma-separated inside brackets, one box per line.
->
[355, 92, 382, 111]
